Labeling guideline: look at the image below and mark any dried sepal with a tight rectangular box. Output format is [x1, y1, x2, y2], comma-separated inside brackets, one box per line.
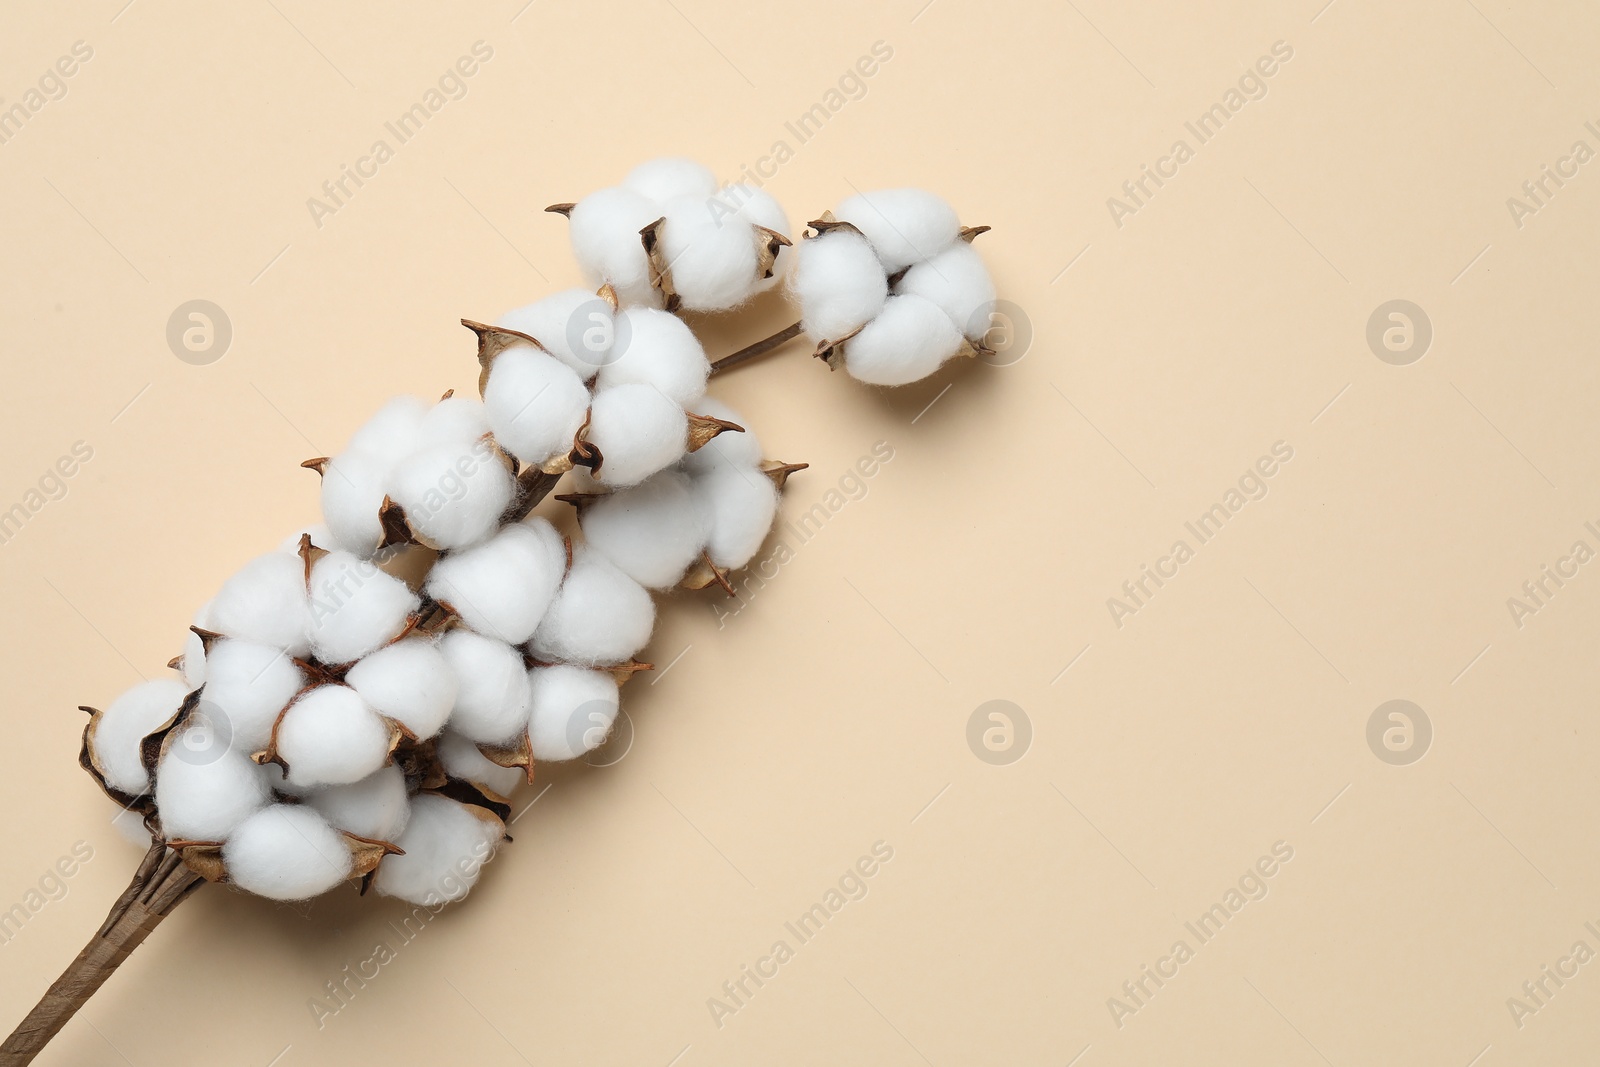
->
[188, 626, 223, 655]
[393, 735, 448, 794]
[297, 533, 329, 584]
[685, 412, 745, 453]
[761, 460, 809, 490]
[79, 708, 155, 816]
[806, 212, 866, 240]
[499, 464, 564, 526]
[429, 778, 515, 825]
[553, 491, 606, 512]
[545, 202, 575, 217]
[139, 689, 205, 784]
[171, 842, 229, 883]
[461, 318, 548, 396]
[165, 656, 183, 672]
[681, 552, 737, 597]
[596, 283, 619, 312]
[477, 731, 536, 786]
[377, 496, 426, 551]
[959, 224, 991, 242]
[753, 225, 792, 280]
[301, 457, 330, 477]
[639, 216, 681, 312]
[813, 324, 866, 370]
[607, 661, 654, 687]
[343, 832, 405, 881]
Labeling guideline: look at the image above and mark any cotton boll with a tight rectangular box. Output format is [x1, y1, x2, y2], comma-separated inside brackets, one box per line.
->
[622, 157, 717, 203]
[794, 230, 888, 342]
[347, 395, 427, 457]
[305, 764, 410, 842]
[568, 186, 664, 308]
[320, 448, 392, 557]
[841, 294, 965, 387]
[679, 396, 761, 474]
[437, 630, 531, 745]
[92, 679, 188, 795]
[482, 348, 590, 466]
[345, 637, 456, 740]
[579, 470, 708, 589]
[200, 639, 307, 753]
[418, 394, 490, 447]
[386, 438, 515, 551]
[895, 241, 997, 343]
[223, 805, 353, 901]
[529, 544, 655, 665]
[277, 685, 393, 789]
[586, 384, 687, 487]
[435, 731, 523, 797]
[425, 520, 567, 645]
[655, 193, 760, 311]
[155, 742, 271, 841]
[596, 308, 710, 406]
[695, 464, 780, 570]
[527, 665, 620, 761]
[496, 288, 616, 379]
[729, 183, 793, 288]
[209, 552, 310, 658]
[306, 551, 420, 665]
[373, 794, 504, 906]
[834, 188, 962, 272]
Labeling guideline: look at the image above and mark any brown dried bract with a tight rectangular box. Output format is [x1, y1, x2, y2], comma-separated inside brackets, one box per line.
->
[461, 318, 548, 396]
[477, 731, 536, 786]
[639, 216, 681, 312]
[685, 412, 745, 453]
[681, 552, 737, 597]
[754, 225, 792, 279]
[545, 202, 575, 217]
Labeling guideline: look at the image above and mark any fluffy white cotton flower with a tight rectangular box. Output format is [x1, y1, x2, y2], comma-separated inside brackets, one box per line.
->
[387, 437, 515, 551]
[155, 739, 271, 841]
[586, 384, 687, 487]
[482, 347, 591, 466]
[580, 470, 708, 589]
[344, 637, 456, 740]
[895, 240, 996, 343]
[656, 193, 761, 311]
[91, 679, 188, 795]
[305, 764, 410, 842]
[418, 394, 489, 447]
[276, 685, 393, 788]
[496, 288, 616, 379]
[347, 395, 427, 457]
[596, 307, 709, 407]
[834, 188, 961, 272]
[425, 520, 567, 645]
[529, 544, 655, 665]
[568, 186, 664, 308]
[794, 229, 889, 343]
[209, 552, 310, 658]
[200, 639, 307, 753]
[223, 805, 353, 901]
[435, 731, 523, 797]
[306, 551, 419, 665]
[841, 293, 965, 387]
[622, 157, 717, 203]
[526, 665, 620, 762]
[319, 448, 393, 557]
[373, 794, 504, 906]
[679, 396, 762, 474]
[694, 464, 780, 570]
[437, 629, 531, 745]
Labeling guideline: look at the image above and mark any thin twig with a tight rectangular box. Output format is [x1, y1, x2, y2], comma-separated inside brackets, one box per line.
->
[709, 321, 803, 375]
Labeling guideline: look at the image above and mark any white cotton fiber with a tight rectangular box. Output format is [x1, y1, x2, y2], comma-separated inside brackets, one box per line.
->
[345, 637, 456, 740]
[223, 804, 353, 901]
[425, 520, 567, 645]
[568, 186, 664, 308]
[580, 470, 708, 589]
[834, 188, 961, 272]
[348, 395, 427, 458]
[93, 679, 188, 795]
[437, 630, 531, 745]
[586, 384, 687, 487]
[373, 794, 504, 906]
[656, 193, 760, 311]
[386, 438, 514, 551]
[679, 396, 761, 474]
[597, 308, 710, 406]
[180, 600, 214, 689]
[729, 183, 793, 288]
[435, 731, 523, 797]
[842, 294, 965, 387]
[895, 241, 997, 343]
[529, 544, 655, 665]
[482, 348, 590, 466]
[209, 552, 311, 658]
[527, 665, 621, 762]
[155, 741, 271, 841]
[622, 157, 717, 203]
[418, 394, 490, 447]
[694, 464, 780, 570]
[305, 764, 411, 842]
[497, 288, 615, 379]
[794, 230, 889, 342]
[306, 550, 420, 665]
[200, 639, 307, 753]
[319, 449, 393, 557]
[277, 685, 393, 788]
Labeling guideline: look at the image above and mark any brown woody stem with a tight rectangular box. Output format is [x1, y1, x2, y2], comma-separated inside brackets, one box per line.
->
[709, 321, 803, 375]
[0, 838, 202, 1066]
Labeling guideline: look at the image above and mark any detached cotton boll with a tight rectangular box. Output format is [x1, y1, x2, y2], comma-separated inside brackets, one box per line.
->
[201, 639, 307, 753]
[834, 188, 962, 272]
[209, 552, 311, 658]
[223, 805, 353, 901]
[387, 438, 515, 551]
[305, 764, 410, 842]
[597, 308, 710, 407]
[373, 794, 504, 906]
[306, 551, 420, 665]
[91, 679, 188, 795]
[155, 742, 271, 841]
[728, 183, 793, 288]
[319, 449, 392, 557]
[425, 520, 567, 644]
[438, 630, 531, 745]
[496, 288, 615, 379]
[347, 395, 427, 457]
[679, 396, 761, 474]
[586, 384, 687, 487]
[277, 685, 393, 788]
[622, 156, 717, 203]
[842, 294, 964, 387]
[345, 637, 456, 740]
[435, 731, 523, 797]
[694, 464, 780, 570]
[568, 186, 664, 308]
[794, 230, 888, 342]
[896, 241, 997, 343]
[527, 665, 621, 761]
[482, 348, 590, 466]
[529, 544, 655, 665]
[418, 394, 490, 447]
[580, 470, 708, 589]
[655, 194, 760, 311]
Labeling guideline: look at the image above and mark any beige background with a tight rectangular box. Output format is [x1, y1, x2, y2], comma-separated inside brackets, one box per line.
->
[2, 0, 1598, 1063]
